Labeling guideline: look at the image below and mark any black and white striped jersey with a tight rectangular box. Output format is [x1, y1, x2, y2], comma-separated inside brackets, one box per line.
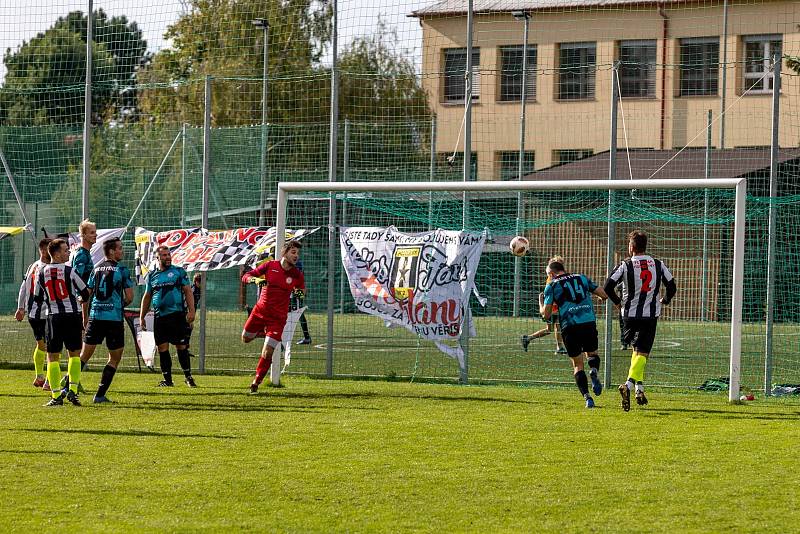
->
[604, 255, 677, 319]
[17, 260, 47, 319]
[34, 263, 91, 316]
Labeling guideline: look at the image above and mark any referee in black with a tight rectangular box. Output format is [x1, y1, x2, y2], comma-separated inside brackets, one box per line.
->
[604, 230, 676, 411]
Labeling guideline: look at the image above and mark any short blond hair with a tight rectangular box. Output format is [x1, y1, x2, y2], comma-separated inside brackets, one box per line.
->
[79, 219, 96, 236]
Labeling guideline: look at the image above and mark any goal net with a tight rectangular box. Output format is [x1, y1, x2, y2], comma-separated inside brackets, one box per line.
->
[273, 179, 748, 401]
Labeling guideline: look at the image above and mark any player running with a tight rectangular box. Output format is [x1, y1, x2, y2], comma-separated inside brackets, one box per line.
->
[15, 237, 52, 388]
[34, 239, 90, 407]
[241, 240, 305, 394]
[78, 238, 134, 403]
[540, 259, 608, 408]
[604, 230, 677, 411]
[521, 256, 567, 354]
[139, 246, 197, 388]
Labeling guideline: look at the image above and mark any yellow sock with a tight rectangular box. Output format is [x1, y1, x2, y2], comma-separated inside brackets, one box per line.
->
[628, 352, 648, 382]
[33, 347, 46, 376]
[68, 357, 82, 394]
[47, 360, 62, 399]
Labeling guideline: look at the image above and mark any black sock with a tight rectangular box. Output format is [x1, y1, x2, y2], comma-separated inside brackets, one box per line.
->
[159, 350, 173, 383]
[300, 314, 310, 338]
[574, 370, 589, 397]
[177, 348, 192, 376]
[80, 360, 87, 371]
[587, 355, 600, 375]
[95, 364, 117, 398]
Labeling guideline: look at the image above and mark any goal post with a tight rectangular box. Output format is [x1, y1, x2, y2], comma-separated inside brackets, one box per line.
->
[275, 178, 747, 403]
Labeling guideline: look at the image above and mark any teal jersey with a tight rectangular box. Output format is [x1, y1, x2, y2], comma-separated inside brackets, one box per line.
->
[69, 246, 94, 284]
[543, 273, 598, 330]
[87, 260, 133, 321]
[146, 265, 190, 317]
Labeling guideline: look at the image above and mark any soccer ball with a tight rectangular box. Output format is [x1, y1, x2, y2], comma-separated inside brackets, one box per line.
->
[509, 236, 529, 256]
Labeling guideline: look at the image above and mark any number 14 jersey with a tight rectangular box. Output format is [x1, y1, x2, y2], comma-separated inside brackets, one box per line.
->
[543, 273, 599, 330]
[87, 260, 133, 321]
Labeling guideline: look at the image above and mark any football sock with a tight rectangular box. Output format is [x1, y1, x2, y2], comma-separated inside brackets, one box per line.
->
[625, 378, 635, 391]
[47, 359, 62, 399]
[300, 314, 310, 338]
[177, 348, 192, 376]
[80, 360, 87, 371]
[635, 381, 645, 394]
[574, 370, 589, 397]
[33, 347, 46, 376]
[95, 364, 117, 398]
[255, 357, 270, 385]
[587, 355, 600, 374]
[159, 350, 173, 383]
[629, 352, 648, 382]
[68, 357, 82, 394]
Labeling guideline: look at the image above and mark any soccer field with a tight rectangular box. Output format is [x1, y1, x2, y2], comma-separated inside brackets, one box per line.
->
[1, 370, 799, 532]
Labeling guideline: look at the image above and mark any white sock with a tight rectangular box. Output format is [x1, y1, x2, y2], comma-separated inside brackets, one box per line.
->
[626, 379, 635, 391]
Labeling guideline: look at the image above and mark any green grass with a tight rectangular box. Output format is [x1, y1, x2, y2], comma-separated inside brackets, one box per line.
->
[2, 369, 800, 532]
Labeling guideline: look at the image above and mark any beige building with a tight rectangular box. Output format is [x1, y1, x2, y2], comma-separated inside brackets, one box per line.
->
[411, 0, 800, 180]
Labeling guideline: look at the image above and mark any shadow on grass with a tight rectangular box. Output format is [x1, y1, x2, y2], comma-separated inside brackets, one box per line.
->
[0, 449, 68, 455]
[643, 407, 800, 420]
[17, 428, 237, 439]
[276, 391, 535, 404]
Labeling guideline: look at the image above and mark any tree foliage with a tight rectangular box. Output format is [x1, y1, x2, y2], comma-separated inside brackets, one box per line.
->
[0, 10, 149, 126]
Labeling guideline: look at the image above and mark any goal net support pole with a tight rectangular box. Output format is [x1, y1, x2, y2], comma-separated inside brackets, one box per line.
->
[275, 178, 746, 402]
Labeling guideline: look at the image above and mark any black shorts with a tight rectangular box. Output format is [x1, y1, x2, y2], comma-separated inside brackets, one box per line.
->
[621, 318, 658, 354]
[154, 312, 191, 346]
[46, 314, 83, 353]
[561, 322, 599, 358]
[28, 318, 46, 341]
[84, 319, 125, 350]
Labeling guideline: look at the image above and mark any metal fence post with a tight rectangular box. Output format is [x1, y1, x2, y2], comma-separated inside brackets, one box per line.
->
[604, 61, 619, 389]
[198, 75, 211, 374]
[513, 11, 530, 319]
[764, 52, 781, 395]
[339, 119, 349, 313]
[325, 0, 339, 379]
[702, 110, 712, 322]
[429, 116, 436, 230]
[459, 0, 475, 385]
[82, 0, 93, 220]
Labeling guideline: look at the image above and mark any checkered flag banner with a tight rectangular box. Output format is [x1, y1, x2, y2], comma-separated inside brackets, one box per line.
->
[135, 226, 318, 284]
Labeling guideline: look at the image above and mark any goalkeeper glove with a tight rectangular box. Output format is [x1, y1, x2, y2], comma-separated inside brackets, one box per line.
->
[293, 288, 306, 300]
[250, 276, 267, 288]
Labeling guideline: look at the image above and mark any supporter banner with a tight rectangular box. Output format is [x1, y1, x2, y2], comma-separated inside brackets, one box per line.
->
[68, 228, 125, 266]
[340, 226, 486, 365]
[0, 226, 26, 241]
[134, 226, 315, 284]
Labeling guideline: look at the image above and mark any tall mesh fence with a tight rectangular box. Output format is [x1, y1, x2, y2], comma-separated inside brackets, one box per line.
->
[0, 0, 798, 391]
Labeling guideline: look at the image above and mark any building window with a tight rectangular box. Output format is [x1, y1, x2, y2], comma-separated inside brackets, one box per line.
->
[744, 35, 782, 92]
[443, 48, 480, 103]
[680, 37, 719, 96]
[618, 40, 656, 98]
[553, 149, 593, 166]
[499, 45, 537, 102]
[498, 151, 535, 180]
[558, 42, 596, 100]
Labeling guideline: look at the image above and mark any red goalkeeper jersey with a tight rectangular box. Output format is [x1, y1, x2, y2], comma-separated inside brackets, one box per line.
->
[242, 260, 305, 320]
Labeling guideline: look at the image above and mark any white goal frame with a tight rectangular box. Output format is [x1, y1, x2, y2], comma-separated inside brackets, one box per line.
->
[275, 178, 747, 403]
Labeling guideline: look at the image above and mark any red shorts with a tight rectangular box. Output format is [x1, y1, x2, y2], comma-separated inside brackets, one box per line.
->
[243, 311, 286, 341]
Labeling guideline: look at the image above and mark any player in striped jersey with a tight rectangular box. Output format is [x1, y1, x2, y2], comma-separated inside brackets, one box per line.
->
[603, 230, 677, 411]
[541, 259, 608, 408]
[34, 239, 90, 407]
[14, 238, 52, 387]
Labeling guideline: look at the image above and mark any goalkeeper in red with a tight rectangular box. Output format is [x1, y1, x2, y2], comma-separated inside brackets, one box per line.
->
[241, 240, 305, 394]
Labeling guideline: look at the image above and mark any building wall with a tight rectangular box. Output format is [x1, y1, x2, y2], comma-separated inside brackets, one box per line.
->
[419, 1, 799, 180]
